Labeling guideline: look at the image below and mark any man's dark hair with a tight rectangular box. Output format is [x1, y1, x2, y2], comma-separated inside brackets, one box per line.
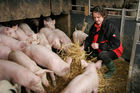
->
[91, 6, 107, 18]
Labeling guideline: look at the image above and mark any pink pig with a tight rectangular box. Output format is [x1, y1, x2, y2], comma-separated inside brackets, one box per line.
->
[61, 60, 101, 93]
[19, 23, 35, 36]
[23, 44, 72, 77]
[0, 25, 27, 41]
[73, 29, 88, 45]
[40, 27, 61, 49]
[43, 18, 72, 51]
[0, 59, 46, 93]
[8, 50, 56, 87]
[37, 32, 52, 50]
[0, 44, 11, 59]
[53, 29, 72, 51]
[0, 34, 27, 51]
[13, 25, 29, 41]
[0, 26, 18, 39]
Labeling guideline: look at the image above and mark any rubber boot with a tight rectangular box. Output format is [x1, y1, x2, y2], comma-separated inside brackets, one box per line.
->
[103, 61, 115, 78]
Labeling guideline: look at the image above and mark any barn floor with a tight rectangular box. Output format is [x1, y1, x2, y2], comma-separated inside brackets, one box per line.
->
[46, 57, 129, 93]
[98, 57, 129, 93]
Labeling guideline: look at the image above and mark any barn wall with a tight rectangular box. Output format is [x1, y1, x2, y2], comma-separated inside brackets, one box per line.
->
[0, 0, 71, 22]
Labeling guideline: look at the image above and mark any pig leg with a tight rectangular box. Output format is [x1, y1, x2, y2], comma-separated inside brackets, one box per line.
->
[16, 84, 21, 93]
[35, 69, 56, 87]
[93, 87, 98, 93]
[35, 70, 49, 87]
[41, 74, 49, 87]
[26, 88, 31, 93]
[49, 72, 56, 86]
[42, 70, 56, 87]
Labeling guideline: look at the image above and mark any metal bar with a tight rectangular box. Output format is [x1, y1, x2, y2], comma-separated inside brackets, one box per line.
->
[126, 23, 140, 93]
[105, 8, 136, 12]
[72, 5, 85, 7]
[88, 0, 91, 15]
[136, 0, 140, 21]
[72, 5, 137, 12]
[120, 8, 126, 42]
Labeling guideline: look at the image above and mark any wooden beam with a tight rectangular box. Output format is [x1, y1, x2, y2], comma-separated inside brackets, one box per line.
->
[51, 0, 62, 15]
[62, 0, 72, 14]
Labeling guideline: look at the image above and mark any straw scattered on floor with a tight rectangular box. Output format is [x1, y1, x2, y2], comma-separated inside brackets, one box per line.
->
[46, 42, 129, 93]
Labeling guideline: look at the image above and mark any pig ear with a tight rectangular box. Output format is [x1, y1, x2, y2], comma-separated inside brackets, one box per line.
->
[66, 57, 72, 65]
[12, 25, 18, 30]
[75, 28, 77, 31]
[81, 59, 88, 68]
[5, 27, 10, 32]
[12, 25, 18, 31]
[52, 19, 56, 25]
[44, 20, 48, 25]
[94, 60, 102, 69]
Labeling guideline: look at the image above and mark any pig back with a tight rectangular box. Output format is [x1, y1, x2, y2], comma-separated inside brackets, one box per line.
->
[8, 50, 39, 73]
[0, 59, 45, 93]
[0, 45, 11, 59]
[23, 45, 70, 77]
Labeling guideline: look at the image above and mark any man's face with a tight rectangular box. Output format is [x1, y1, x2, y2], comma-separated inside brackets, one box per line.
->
[92, 12, 104, 25]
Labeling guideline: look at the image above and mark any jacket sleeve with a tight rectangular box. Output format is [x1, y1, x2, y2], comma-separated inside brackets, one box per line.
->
[100, 21, 121, 51]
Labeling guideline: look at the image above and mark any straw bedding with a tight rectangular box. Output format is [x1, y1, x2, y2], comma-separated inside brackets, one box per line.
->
[46, 43, 129, 93]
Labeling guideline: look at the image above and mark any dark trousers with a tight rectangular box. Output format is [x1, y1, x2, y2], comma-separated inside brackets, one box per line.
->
[85, 46, 118, 65]
[98, 50, 118, 64]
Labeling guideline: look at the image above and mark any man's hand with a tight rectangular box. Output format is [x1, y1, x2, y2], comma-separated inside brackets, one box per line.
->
[91, 43, 99, 49]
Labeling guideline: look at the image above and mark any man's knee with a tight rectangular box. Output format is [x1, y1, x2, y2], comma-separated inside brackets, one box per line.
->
[98, 51, 108, 59]
[98, 51, 111, 64]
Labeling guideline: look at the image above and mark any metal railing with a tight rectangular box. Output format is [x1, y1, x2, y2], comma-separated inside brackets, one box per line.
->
[71, 1, 140, 21]
[126, 22, 140, 93]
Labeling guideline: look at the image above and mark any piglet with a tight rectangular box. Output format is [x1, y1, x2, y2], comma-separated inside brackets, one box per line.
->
[0, 59, 46, 93]
[19, 23, 35, 36]
[37, 32, 52, 50]
[43, 17, 72, 51]
[23, 44, 72, 77]
[0, 34, 27, 51]
[0, 26, 18, 39]
[61, 60, 101, 93]
[8, 50, 56, 87]
[13, 25, 29, 41]
[73, 29, 88, 45]
[0, 44, 11, 59]
[40, 27, 61, 49]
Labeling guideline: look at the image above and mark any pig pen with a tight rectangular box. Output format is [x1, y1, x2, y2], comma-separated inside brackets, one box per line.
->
[0, 0, 130, 93]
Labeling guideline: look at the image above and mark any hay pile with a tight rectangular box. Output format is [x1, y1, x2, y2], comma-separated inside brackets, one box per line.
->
[46, 43, 129, 93]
